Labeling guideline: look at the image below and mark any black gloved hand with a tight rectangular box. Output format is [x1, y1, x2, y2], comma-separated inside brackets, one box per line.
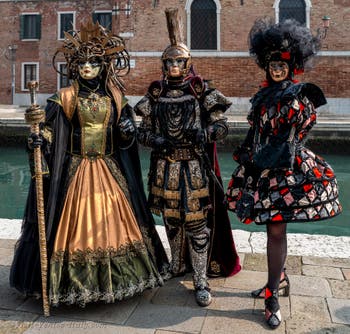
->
[152, 136, 174, 153]
[185, 129, 207, 145]
[27, 133, 44, 150]
[119, 118, 135, 140]
[194, 128, 207, 145]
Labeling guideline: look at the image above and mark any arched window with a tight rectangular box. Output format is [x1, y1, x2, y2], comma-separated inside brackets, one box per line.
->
[186, 0, 218, 50]
[280, 0, 306, 24]
[274, 0, 311, 28]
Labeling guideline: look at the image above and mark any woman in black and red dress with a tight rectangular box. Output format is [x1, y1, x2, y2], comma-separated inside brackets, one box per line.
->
[226, 18, 342, 329]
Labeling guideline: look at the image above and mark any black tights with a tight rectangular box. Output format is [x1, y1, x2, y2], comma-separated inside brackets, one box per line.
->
[266, 223, 287, 291]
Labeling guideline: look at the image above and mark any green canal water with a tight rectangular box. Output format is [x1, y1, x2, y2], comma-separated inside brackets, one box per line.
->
[0, 146, 349, 237]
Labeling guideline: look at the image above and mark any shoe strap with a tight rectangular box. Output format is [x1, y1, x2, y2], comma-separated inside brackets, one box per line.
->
[265, 287, 279, 299]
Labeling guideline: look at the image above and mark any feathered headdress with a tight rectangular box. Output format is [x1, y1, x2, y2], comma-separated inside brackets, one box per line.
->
[249, 17, 321, 75]
[52, 18, 130, 90]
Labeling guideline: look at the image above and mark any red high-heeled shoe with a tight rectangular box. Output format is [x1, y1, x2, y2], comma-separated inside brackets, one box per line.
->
[251, 268, 290, 298]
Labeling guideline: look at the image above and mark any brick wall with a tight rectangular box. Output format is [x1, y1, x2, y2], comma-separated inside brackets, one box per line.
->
[125, 56, 350, 98]
[0, 0, 349, 104]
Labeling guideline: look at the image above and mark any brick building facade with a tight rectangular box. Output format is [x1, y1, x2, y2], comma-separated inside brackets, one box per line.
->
[0, 0, 349, 115]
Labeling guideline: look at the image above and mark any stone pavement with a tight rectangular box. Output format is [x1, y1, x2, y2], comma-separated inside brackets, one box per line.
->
[0, 224, 349, 334]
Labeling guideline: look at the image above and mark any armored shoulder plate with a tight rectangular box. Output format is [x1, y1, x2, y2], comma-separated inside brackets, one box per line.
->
[203, 88, 232, 113]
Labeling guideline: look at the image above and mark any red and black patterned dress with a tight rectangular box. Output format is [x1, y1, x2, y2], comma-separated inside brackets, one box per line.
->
[226, 80, 342, 224]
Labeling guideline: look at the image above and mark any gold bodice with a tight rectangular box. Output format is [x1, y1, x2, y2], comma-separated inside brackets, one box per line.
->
[77, 94, 112, 157]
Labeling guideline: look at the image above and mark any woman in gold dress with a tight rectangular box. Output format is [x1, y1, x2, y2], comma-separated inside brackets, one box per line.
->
[10, 19, 169, 307]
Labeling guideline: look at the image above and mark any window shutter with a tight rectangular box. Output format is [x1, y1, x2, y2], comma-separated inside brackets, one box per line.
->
[36, 15, 42, 39]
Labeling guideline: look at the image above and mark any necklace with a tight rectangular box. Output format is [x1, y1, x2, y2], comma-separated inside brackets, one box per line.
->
[79, 80, 101, 101]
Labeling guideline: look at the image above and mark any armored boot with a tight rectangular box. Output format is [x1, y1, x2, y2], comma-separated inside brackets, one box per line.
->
[164, 220, 189, 276]
[187, 227, 212, 307]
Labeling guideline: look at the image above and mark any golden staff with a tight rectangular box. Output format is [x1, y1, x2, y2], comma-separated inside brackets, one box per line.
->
[25, 81, 50, 317]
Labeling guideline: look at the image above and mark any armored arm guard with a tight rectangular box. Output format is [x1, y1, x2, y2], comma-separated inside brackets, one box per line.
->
[202, 88, 231, 142]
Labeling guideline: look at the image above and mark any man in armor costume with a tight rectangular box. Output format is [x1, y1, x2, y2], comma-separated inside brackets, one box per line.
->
[10, 19, 169, 307]
[226, 18, 342, 329]
[135, 8, 241, 307]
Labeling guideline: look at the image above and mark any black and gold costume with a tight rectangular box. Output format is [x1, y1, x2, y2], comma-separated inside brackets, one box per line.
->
[135, 75, 241, 288]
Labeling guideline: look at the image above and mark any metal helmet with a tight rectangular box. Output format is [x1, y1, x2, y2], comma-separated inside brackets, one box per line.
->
[162, 8, 192, 79]
[161, 43, 191, 78]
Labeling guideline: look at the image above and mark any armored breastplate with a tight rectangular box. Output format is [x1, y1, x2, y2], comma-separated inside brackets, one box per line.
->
[77, 95, 111, 156]
[155, 90, 201, 144]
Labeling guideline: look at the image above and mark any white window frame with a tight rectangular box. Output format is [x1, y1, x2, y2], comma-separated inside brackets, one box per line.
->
[185, 0, 221, 51]
[21, 62, 39, 91]
[20, 12, 41, 41]
[273, 0, 311, 28]
[57, 11, 76, 40]
[56, 62, 70, 90]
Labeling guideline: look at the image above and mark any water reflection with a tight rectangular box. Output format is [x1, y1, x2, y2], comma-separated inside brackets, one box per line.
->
[0, 146, 348, 237]
[0, 147, 31, 218]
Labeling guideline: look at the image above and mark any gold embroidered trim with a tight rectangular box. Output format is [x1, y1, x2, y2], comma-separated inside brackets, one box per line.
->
[163, 209, 181, 219]
[162, 209, 206, 222]
[151, 186, 180, 200]
[185, 210, 206, 222]
[50, 274, 163, 307]
[51, 241, 147, 265]
[151, 186, 208, 200]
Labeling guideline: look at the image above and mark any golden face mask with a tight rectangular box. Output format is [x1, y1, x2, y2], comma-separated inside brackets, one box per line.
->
[78, 61, 102, 80]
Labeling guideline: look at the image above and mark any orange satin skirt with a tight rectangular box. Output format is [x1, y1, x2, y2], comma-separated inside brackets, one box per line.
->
[49, 157, 163, 306]
[53, 158, 143, 253]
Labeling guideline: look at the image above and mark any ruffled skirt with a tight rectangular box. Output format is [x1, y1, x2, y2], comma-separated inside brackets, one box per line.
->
[226, 148, 342, 224]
